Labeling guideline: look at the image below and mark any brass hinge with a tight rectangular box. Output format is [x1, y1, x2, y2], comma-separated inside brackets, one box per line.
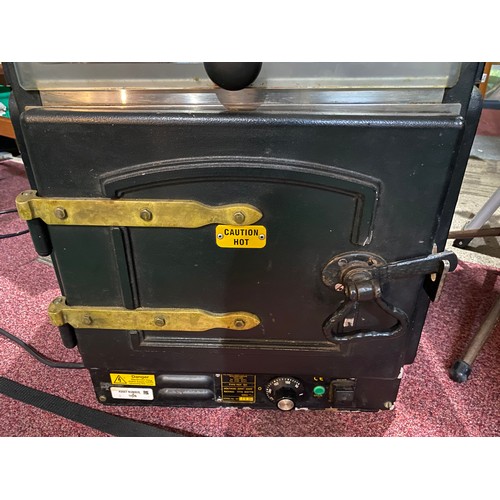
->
[16, 190, 262, 228]
[48, 297, 261, 332]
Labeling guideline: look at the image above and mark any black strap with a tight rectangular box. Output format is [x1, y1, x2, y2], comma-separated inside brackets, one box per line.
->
[0, 376, 184, 437]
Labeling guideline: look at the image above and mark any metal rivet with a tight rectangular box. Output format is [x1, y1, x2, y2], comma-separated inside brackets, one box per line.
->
[384, 401, 393, 409]
[338, 258, 348, 267]
[217, 233, 223, 239]
[334, 283, 345, 292]
[82, 314, 93, 325]
[54, 207, 67, 220]
[259, 234, 265, 240]
[233, 211, 246, 224]
[98, 395, 107, 403]
[234, 318, 246, 329]
[140, 208, 153, 221]
[154, 316, 166, 327]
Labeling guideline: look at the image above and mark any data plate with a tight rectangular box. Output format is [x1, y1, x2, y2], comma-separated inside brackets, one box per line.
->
[216, 225, 267, 249]
[220, 374, 257, 403]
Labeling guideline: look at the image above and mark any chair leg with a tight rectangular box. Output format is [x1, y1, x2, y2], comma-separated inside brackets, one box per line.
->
[449, 294, 500, 382]
[453, 187, 500, 248]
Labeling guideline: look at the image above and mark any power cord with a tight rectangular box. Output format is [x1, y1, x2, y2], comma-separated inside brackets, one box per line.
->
[0, 327, 85, 369]
[0, 229, 29, 240]
[1, 206, 82, 368]
[0, 208, 29, 239]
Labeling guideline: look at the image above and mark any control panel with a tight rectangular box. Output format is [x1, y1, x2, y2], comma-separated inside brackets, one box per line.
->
[91, 370, 399, 411]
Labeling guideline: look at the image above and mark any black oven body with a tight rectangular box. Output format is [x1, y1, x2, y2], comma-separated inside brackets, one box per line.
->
[5, 63, 482, 411]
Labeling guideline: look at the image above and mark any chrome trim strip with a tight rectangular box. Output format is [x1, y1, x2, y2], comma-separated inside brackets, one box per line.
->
[40, 88, 447, 108]
[35, 103, 461, 117]
[37, 88, 461, 115]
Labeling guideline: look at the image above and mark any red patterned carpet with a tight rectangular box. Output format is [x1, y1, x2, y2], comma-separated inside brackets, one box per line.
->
[1, 160, 499, 436]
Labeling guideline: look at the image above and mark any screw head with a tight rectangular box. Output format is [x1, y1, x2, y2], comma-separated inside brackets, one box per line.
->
[384, 401, 393, 409]
[334, 283, 345, 292]
[234, 318, 246, 329]
[98, 395, 107, 403]
[140, 208, 153, 221]
[259, 234, 265, 240]
[233, 211, 246, 224]
[338, 258, 348, 267]
[82, 314, 93, 325]
[217, 233, 223, 239]
[154, 316, 166, 327]
[54, 207, 67, 220]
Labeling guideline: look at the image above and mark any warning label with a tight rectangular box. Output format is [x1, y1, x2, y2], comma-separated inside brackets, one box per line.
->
[221, 374, 256, 403]
[215, 225, 267, 249]
[110, 373, 156, 386]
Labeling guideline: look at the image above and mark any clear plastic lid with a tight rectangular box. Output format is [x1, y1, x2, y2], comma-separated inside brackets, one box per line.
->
[14, 62, 461, 91]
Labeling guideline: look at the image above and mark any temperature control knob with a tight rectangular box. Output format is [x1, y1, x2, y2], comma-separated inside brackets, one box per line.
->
[265, 377, 305, 411]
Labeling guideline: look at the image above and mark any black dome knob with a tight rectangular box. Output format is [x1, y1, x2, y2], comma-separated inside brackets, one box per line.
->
[265, 376, 305, 411]
[204, 62, 262, 91]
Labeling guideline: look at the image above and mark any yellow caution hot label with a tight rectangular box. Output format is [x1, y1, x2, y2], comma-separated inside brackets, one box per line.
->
[216, 225, 267, 249]
[110, 373, 156, 386]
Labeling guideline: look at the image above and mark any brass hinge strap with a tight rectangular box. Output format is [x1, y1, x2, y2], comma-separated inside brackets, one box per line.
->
[48, 297, 260, 332]
[16, 190, 262, 228]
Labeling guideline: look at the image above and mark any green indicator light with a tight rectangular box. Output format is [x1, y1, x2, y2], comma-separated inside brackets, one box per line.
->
[313, 385, 326, 396]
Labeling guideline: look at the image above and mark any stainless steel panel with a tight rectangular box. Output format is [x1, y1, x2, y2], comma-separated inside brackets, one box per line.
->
[38, 88, 460, 114]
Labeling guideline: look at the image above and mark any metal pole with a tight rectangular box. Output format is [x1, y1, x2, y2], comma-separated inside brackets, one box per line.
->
[449, 294, 500, 382]
[463, 295, 500, 366]
[448, 227, 500, 239]
[463, 188, 500, 231]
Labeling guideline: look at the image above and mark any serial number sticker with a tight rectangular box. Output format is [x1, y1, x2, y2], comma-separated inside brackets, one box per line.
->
[221, 374, 256, 403]
[216, 225, 267, 249]
[110, 387, 154, 401]
[110, 373, 156, 386]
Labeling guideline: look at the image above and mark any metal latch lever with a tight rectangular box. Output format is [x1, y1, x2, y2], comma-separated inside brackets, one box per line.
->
[321, 250, 458, 342]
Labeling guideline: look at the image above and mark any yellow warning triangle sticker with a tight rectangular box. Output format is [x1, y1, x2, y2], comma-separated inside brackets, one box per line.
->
[110, 373, 156, 386]
[113, 375, 127, 384]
